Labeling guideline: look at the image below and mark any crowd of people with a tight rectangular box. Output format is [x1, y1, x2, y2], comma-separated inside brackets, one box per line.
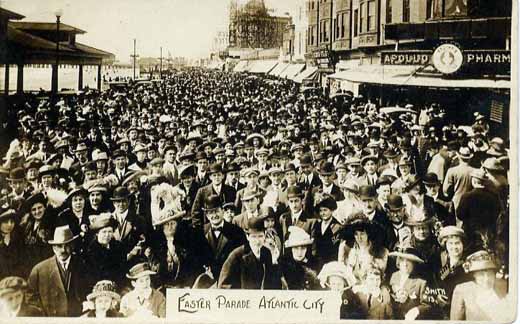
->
[0, 68, 511, 320]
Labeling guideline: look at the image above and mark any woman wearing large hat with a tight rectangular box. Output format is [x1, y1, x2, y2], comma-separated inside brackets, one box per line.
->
[279, 226, 320, 290]
[338, 213, 388, 287]
[450, 250, 509, 321]
[146, 195, 204, 291]
[84, 214, 127, 288]
[18, 192, 55, 277]
[82, 280, 124, 318]
[245, 133, 266, 149]
[388, 243, 429, 319]
[404, 208, 442, 283]
[0, 209, 24, 280]
[416, 226, 471, 319]
[56, 188, 89, 238]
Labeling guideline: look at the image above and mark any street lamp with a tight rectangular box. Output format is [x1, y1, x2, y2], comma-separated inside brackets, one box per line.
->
[52, 8, 63, 94]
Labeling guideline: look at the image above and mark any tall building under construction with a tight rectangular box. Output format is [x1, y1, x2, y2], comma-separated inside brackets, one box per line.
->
[228, 0, 291, 49]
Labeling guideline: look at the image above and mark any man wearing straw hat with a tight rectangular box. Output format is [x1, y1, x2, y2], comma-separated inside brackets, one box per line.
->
[27, 225, 88, 316]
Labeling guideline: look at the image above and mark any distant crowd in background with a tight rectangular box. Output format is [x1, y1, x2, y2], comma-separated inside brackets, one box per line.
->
[0, 69, 510, 320]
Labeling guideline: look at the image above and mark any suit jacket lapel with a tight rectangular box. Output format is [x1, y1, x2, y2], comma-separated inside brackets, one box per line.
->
[205, 227, 214, 251]
[215, 233, 229, 257]
[50, 259, 66, 294]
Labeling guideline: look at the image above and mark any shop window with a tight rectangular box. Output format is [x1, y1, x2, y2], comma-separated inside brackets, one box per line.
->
[353, 9, 358, 36]
[386, 0, 392, 23]
[360, 3, 365, 33]
[368, 1, 376, 31]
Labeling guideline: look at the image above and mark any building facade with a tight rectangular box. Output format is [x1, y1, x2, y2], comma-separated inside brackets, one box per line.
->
[228, 0, 291, 50]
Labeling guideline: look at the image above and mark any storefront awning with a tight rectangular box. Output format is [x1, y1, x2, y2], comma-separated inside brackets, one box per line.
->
[292, 66, 317, 83]
[328, 64, 510, 89]
[248, 60, 279, 74]
[233, 61, 249, 72]
[279, 64, 306, 79]
[269, 62, 289, 76]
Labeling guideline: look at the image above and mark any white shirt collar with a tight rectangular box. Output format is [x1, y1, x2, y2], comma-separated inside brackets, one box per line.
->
[325, 182, 334, 192]
[292, 210, 303, 222]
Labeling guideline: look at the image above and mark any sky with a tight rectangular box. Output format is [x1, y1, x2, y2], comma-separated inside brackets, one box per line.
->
[2, 0, 301, 63]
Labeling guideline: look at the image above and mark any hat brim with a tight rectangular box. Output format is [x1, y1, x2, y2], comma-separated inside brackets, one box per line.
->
[285, 238, 314, 248]
[87, 291, 121, 302]
[153, 211, 186, 226]
[126, 270, 157, 279]
[48, 235, 79, 245]
[389, 251, 424, 263]
[466, 261, 496, 273]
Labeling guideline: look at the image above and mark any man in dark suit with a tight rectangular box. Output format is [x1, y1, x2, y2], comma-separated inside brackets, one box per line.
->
[109, 186, 147, 258]
[279, 186, 316, 242]
[298, 154, 322, 191]
[27, 226, 89, 317]
[306, 161, 345, 216]
[310, 195, 343, 267]
[199, 195, 246, 282]
[423, 172, 455, 226]
[195, 152, 211, 187]
[232, 189, 261, 232]
[225, 162, 246, 192]
[218, 217, 283, 289]
[110, 149, 131, 186]
[191, 163, 237, 228]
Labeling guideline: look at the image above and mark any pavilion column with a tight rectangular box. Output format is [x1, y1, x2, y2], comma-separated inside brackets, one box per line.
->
[16, 64, 24, 94]
[51, 64, 58, 93]
[4, 64, 9, 95]
[97, 65, 101, 90]
[78, 64, 84, 90]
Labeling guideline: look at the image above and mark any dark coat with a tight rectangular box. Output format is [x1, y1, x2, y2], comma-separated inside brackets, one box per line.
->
[111, 207, 146, 257]
[279, 255, 320, 290]
[199, 221, 247, 280]
[27, 256, 89, 317]
[298, 172, 322, 191]
[174, 182, 200, 213]
[279, 210, 316, 242]
[149, 226, 205, 289]
[310, 218, 343, 267]
[191, 184, 237, 228]
[306, 184, 345, 216]
[218, 245, 283, 289]
[84, 239, 127, 288]
[0, 229, 25, 279]
[19, 215, 55, 278]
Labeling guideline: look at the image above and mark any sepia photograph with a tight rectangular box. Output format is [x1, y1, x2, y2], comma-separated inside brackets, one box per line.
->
[0, 0, 516, 322]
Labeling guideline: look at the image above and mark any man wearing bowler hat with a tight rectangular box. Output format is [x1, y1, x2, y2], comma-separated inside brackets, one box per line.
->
[27, 225, 88, 316]
[191, 163, 237, 228]
[423, 172, 455, 226]
[199, 195, 246, 282]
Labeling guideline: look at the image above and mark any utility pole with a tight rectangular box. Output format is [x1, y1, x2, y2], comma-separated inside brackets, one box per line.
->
[160, 46, 163, 79]
[130, 39, 139, 80]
